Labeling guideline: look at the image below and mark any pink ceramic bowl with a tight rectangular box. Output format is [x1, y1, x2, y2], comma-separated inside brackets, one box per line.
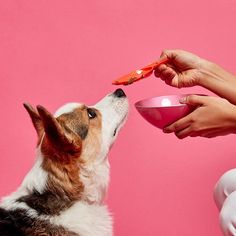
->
[135, 94, 196, 129]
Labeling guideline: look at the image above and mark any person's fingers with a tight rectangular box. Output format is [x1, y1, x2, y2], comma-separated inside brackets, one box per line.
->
[154, 69, 161, 78]
[154, 64, 167, 79]
[164, 73, 182, 87]
[200, 130, 227, 138]
[159, 49, 169, 60]
[163, 115, 193, 133]
[180, 94, 208, 106]
[160, 49, 178, 61]
[161, 69, 175, 80]
[155, 67, 176, 81]
[155, 49, 180, 80]
[175, 127, 193, 139]
[201, 133, 216, 138]
[154, 64, 176, 82]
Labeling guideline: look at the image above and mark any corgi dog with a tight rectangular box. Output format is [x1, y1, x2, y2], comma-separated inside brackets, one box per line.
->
[0, 88, 129, 236]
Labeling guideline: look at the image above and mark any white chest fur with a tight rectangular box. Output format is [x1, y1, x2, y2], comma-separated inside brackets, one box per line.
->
[50, 201, 113, 236]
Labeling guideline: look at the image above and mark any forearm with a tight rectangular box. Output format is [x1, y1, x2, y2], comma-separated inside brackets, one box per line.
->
[199, 61, 236, 104]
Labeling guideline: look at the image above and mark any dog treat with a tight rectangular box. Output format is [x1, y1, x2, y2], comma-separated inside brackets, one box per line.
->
[112, 58, 169, 86]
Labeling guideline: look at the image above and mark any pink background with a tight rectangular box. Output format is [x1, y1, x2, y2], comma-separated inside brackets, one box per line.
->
[0, 0, 236, 235]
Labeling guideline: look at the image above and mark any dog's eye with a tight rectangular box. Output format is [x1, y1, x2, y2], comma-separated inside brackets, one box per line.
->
[87, 108, 97, 119]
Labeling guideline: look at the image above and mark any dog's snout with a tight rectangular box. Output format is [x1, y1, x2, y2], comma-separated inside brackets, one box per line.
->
[113, 89, 126, 98]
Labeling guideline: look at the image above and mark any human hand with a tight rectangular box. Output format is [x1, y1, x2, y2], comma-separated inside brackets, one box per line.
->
[154, 49, 209, 88]
[163, 95, 236, 139]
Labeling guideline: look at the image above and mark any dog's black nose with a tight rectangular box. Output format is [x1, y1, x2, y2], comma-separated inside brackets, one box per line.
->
[113, 89, 126, 98]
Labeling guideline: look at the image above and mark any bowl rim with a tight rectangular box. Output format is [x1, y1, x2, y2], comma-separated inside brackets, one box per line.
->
[135, 94, 200, 108]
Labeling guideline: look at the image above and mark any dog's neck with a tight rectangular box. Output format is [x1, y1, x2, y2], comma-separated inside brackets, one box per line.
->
[1, 147, 110, 216]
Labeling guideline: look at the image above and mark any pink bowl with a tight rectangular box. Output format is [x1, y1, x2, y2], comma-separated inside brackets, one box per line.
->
[135, 94, 196, 129]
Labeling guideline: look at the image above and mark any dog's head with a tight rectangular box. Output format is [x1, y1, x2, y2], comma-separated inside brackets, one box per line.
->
[24, 89, 128, 204]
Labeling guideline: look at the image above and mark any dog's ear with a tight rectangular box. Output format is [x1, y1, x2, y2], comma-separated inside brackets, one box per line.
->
[36, 105, 81, 153]
[23, 103, 43, 137]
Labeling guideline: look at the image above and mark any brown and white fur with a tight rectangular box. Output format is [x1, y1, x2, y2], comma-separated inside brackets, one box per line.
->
[0, 88, 128, 236]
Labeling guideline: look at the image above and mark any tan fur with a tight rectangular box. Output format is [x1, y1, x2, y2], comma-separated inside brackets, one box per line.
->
[80, 110, 102, 164]
[40, 105, 102, 202]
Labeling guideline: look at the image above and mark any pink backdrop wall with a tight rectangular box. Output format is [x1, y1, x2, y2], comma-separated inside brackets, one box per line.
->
[0, 0, 236, 235]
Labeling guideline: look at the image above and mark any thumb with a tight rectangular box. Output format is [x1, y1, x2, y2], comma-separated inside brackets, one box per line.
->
[179, 95, 208, 106]
[160, 49, 176, 61]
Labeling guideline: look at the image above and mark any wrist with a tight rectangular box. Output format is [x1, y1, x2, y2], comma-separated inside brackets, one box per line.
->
[196, 60, 236, 104]
[197, 60, 226, 86]
[198, 59, 236, 85]
[228, 105, 236, 134]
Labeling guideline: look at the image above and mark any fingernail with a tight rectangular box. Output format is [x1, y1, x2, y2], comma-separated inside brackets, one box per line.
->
[179, 97, 187, 103]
